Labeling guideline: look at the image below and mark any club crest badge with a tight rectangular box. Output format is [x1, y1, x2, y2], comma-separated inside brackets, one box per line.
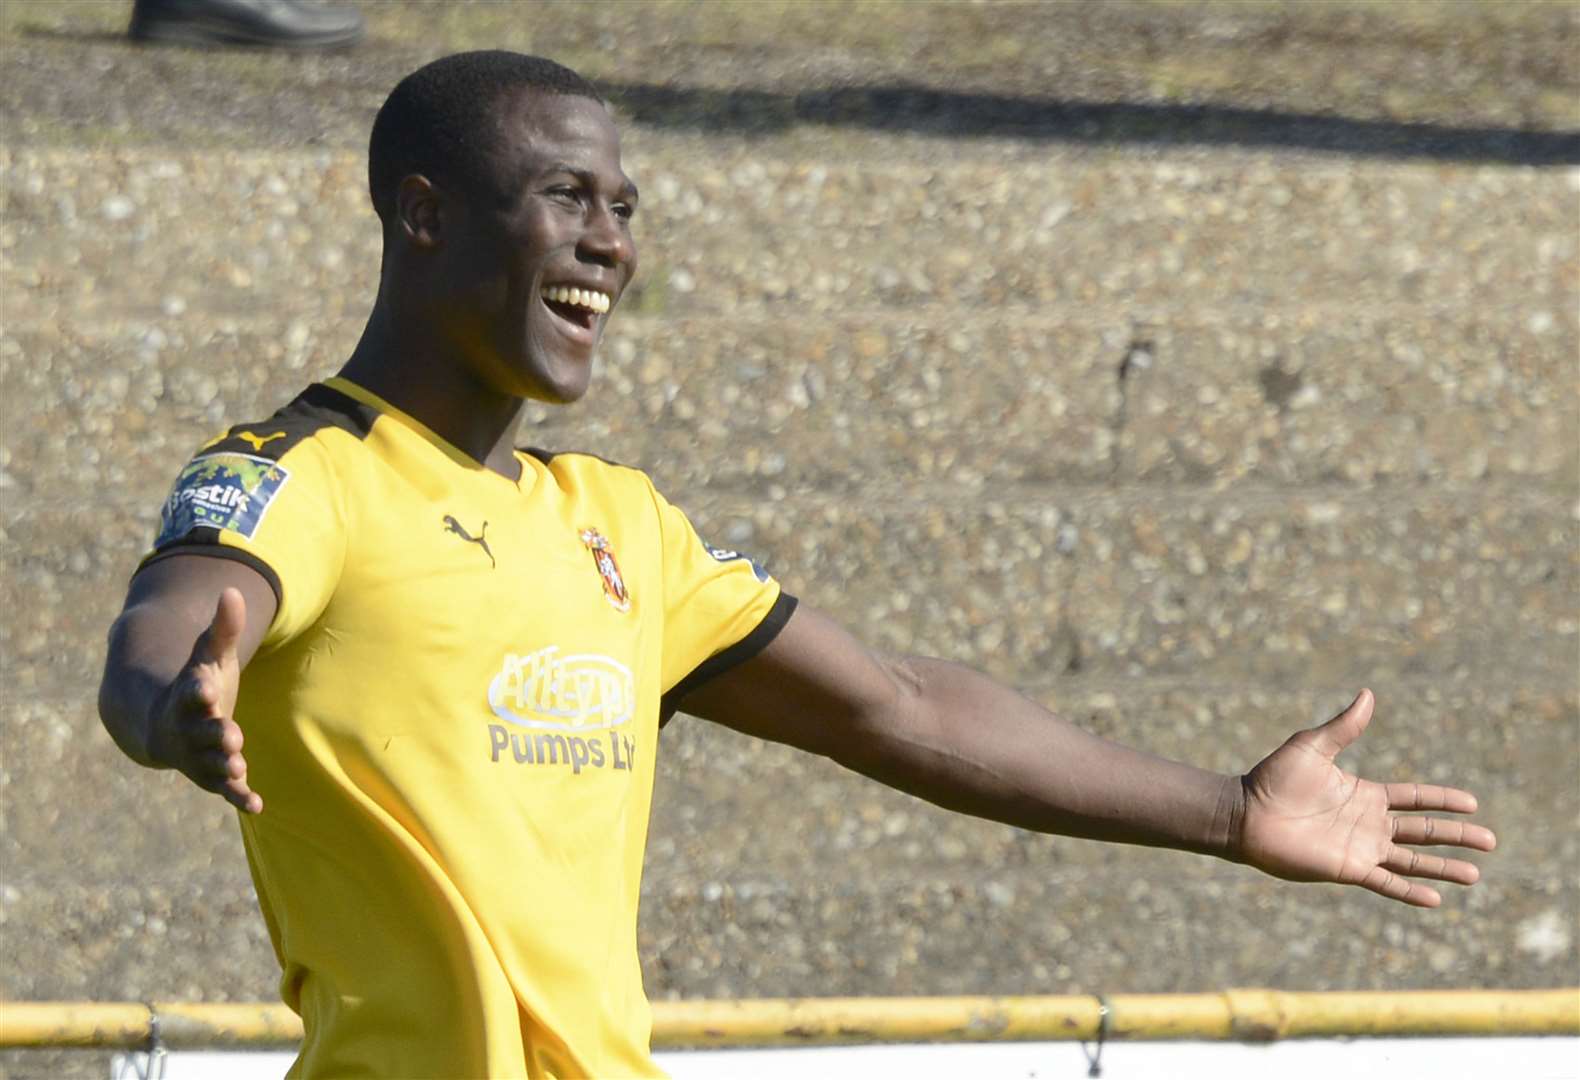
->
[579, 527, 631, 613]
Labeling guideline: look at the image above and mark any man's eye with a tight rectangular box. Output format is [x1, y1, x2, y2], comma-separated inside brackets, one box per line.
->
[613, 202, 635, 221]
[547, 187, 581, 204]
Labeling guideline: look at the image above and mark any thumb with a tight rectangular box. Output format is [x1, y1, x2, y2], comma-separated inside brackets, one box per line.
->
[1308, 688, 1373, 760]
[196, 587, 247, 664]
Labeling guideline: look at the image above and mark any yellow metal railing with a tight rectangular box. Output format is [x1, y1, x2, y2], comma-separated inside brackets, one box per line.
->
[1, 990, 1576, 1050]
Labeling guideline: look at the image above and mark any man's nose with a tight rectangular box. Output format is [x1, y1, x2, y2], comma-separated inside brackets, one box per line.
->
[578, 206, 635, 271]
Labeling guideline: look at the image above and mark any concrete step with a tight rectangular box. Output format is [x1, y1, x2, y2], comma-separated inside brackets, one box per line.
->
[2, 305, 1574, 513]
[636, 870, 1577, 1000]
[0, 1049, 101, 1080]
[5, 487, 1574, 700]
[0, 873, 272, 1005]
[687, 489, 1578, 688]
[4, 148, 1575, 325]
[8, 681, 1565, 908]
[1, 693, 249, 900]
[609, 308, 1578, 493]
[623, 152, 1579, 320]
[3, 860, 1571, 1010]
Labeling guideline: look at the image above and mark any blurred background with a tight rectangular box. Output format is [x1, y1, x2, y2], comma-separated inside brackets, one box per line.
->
[1, 0, 1576, 1075]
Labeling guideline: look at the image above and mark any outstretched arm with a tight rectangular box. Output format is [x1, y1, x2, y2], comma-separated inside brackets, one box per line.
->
[676, 605, 1495, 907]
[100, 555, 278, 814]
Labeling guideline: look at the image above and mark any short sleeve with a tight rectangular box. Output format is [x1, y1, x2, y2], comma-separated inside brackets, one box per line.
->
[138, 432, 347, 650]
[650, 484, 797, 715]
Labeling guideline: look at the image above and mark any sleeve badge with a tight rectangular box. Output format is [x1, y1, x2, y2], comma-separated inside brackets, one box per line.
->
[702, 539, 772, 583]
[156, 452, 291, 548]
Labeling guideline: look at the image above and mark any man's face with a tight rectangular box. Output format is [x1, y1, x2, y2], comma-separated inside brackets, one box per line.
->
[433, 90, 639, 405]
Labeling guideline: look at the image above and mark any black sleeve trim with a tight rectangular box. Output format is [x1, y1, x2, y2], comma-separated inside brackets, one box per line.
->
[196, 383, 374, 462]
[659, 592, 799, 727]
[522, 446, 639, 473]
[137, 537, 284, 611]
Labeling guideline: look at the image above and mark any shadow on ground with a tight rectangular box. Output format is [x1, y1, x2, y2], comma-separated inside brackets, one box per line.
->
[606, 80, 1580, 165]
[7, 22, 1578, 164]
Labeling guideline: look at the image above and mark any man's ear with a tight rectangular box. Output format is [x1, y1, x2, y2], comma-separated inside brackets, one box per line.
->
[394, 174, 443, 248]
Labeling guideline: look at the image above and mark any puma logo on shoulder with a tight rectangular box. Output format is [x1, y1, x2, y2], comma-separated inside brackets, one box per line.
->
[443, 514, 495, 569]
[236, 431, 286, 452]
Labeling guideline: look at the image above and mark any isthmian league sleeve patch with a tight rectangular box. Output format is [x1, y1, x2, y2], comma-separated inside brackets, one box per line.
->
[702, 538, 772, 583]
[155, 452, 291, 548]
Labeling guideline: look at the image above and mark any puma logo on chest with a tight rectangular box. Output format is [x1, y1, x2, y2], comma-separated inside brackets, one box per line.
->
[443, 514, 495, 569]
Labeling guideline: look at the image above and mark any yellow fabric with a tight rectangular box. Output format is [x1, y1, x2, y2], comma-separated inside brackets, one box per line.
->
[143, 377, 784, 1078]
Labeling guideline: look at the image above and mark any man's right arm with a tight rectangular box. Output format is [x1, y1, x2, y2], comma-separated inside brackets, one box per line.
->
[99, 555, 279, 813]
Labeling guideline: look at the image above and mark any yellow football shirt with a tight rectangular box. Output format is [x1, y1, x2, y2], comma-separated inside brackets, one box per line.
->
[141, 376, 794, 1078]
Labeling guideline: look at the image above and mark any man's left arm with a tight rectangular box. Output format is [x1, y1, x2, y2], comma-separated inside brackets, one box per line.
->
[676, 604, 1496, 908]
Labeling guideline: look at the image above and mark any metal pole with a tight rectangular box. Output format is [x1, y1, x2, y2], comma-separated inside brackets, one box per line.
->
[1, 990, 1576, 1051]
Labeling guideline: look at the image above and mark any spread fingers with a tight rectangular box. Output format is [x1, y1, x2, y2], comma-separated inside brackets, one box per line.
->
[1382, 845, 1482, 886]
[1391, 816, 1498, 851]
[1384, 782, 1478, 813]
[1360, 867, 1441, 908]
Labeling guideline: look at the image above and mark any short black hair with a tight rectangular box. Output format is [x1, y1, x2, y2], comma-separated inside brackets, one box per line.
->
[368, 51, 604, 223]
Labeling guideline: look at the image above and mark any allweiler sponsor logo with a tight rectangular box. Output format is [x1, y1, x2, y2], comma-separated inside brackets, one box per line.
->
[486, 647, 639, 774]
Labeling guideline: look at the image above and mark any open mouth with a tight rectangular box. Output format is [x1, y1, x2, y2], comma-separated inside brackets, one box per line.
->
[540, 284, 610, 336]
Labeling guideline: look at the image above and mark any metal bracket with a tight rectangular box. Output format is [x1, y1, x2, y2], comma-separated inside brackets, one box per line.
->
[1079, 994, 1112, 1078]
[112, 1004, 167, 1080]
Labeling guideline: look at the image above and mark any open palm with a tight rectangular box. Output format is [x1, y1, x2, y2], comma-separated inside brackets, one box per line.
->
[1238, 689, 1496, 907]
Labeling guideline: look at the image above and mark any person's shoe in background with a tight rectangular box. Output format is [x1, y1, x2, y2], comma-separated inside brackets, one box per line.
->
[128, 0, 364, 49]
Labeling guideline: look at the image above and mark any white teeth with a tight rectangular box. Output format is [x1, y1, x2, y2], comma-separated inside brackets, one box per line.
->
[541, 285, 611, 314]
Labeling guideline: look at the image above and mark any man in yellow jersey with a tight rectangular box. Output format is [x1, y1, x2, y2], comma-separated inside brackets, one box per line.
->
[100, 52, 1497, 1080]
